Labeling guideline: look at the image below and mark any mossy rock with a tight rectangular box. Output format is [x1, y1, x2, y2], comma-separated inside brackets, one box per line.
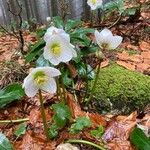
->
[89, 64, 150, 114]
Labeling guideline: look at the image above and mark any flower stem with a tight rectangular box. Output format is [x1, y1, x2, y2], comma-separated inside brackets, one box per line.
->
[38, 89, 49, 141]
[86, 61, 101, 104]
[56, 77, 64, 102]
[61, 77, 66, 102]
[67, 139, 106, 150]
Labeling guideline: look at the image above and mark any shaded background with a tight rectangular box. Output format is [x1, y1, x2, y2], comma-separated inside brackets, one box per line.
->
[0, 0, 98, 26]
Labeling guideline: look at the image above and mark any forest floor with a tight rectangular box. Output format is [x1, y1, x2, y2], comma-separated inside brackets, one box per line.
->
[0, 3, 150, 149]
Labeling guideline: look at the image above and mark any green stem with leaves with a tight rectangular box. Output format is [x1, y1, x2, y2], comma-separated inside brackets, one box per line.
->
[38, 89, 49, 141]
[61, 77, 66, 102]
[67, 139, 106, 150]
[86, 60, 102, 104]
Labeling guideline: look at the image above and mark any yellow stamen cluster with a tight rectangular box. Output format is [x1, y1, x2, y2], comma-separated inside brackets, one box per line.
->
[33, 71, 47, 86]
[91, 0, 97, 4]
[51, 43, 61, 56]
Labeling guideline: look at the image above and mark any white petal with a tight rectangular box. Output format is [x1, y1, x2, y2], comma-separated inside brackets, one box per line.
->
[43, 46, 53, 60]
[49, 57, 61, 65]
[95, 29, 113, 47]
[87, 0, 102, 10]
[58, 30, 70, 42]
[109, 36, 123, 49]
[41, 78, 57, 94]
[95, 30, 102, 45]
[42, 67, 61, 77]
[58, 43, 74, 63]
[99, 28, 113, 39]
[23, 75, 38, 97]
[44, 26, 58, 42]
[44, 26, 70, 43]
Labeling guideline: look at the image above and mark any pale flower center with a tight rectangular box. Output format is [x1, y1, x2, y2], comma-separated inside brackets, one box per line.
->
[33, 71, 47, 86]
[91, 0, 97, 4]
[101, 43, 109, 49]
[51, 43, 61, 56]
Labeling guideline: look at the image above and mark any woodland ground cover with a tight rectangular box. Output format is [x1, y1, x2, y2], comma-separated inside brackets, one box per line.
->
[0, 0, 150, 150]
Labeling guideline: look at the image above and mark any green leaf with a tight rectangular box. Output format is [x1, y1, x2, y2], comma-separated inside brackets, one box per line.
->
[76, 62, 87, 78]
[36, 28, 46, 38]
[65, 20, 82, 32]
[70, 28, 94, 47]
[62, 70, 73, 86]
[70, 117, 92, 134]
[14, 123, 27, 137]
[81, 46, 98, 56]
[123, 7, 137, 16]
[130, 127, 150, 150]
[90, 125, 104, 138]
[103, 0, 125, 14]
[52, 103, 71, 128]
[36, 54, 51, 67]
[48, 124, 58, 139]
[87, 65, 95, 80]
[25, 39, 45, 63]
[0, 133, 13, 150]
[0, 83, 25, 108]
[52, 16, 64, 28]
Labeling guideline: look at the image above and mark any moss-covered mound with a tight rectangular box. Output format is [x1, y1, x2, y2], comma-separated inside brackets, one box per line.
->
[89, 64, 150, 113]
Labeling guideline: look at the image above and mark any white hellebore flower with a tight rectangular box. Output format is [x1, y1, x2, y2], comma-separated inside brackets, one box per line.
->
[44, 26, 70, 44]
[56, 143, 79, 150]
[87, 0, 103, 10]
[23, 67, 61, 97]
[43, 34, 77, 65]
[95, 28, 123, 50]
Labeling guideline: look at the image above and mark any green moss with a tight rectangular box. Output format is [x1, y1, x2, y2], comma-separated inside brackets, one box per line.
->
[89, 64, 150, 113]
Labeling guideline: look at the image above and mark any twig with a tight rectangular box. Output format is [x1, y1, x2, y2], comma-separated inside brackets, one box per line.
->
[108, 14, 122, 29]
[0, 118, 29, 124]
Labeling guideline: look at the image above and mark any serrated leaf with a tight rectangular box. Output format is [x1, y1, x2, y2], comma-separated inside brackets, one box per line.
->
[0, 133, 13, 150]
[91, 125, 104, 138]
[25, 39, 45, 63]
[52, 16, 64, 28]
[14, 123, 27, 137]
[103, 0, 125, 14]
[70, 117, 92, 134]
[62, 70, 73, 86]
[48, 124, 58, 139]
[65, 20, 82, 32]
[52, 103, 71, 128]
[130, 127, 150, 150]
[70, 28, 94, 46]
[123, 7, 137, 16]
[0, 83, 25, 108]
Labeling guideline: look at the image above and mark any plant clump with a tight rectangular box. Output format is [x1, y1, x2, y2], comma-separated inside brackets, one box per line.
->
[89, 64, 150, 114]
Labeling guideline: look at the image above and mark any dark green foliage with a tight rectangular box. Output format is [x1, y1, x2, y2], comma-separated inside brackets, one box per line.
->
[89, 64, 150, 113]
[51, 103, 71, 128]
[70, 117, 92, 134]
[25, 39, 45, 63]
[0, 83, 25, 108]
[90, 125, 104, 138]
[48, 124, 58, 139]
[130, 128, 150, 150]
[14, 123, 27, 137]
[0, 133, 13, 150]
